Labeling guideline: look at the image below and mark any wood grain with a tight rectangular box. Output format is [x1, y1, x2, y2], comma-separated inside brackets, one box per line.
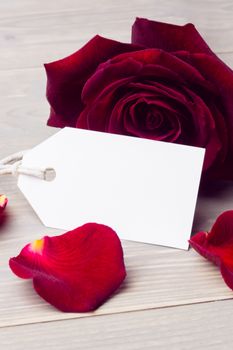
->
[1, 0, 233, 70]
[1, 300, 233, 349]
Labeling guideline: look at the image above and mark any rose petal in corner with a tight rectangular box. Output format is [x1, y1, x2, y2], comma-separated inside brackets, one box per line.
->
[0, 194, 8, 219]
[189, 210, 233, 289]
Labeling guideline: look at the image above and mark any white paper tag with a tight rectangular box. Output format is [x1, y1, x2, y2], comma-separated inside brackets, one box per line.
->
[18, 127, 205, 250]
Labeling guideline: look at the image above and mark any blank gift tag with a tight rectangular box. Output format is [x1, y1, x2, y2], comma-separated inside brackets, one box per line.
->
[18, 127, 205, 250]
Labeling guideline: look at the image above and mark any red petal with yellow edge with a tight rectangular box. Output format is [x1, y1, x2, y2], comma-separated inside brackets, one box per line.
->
[9, 223, 126, 312]
[0, 194, 8, 216]
[189, 211, 233, 289]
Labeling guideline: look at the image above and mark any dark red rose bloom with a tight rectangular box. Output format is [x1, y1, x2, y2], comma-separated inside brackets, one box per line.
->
[9, 223, 126, 312]
[189, 211, 233, 290]
[45, 18, 233, 179]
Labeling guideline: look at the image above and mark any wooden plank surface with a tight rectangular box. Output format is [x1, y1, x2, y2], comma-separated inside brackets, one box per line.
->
[1, 179, 233, 328]
[1, 300, 233, 350]
[1, 0, 233, 70]
[0, 0, 233, 348]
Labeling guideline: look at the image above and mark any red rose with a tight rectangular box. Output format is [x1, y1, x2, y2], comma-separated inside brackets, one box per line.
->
[45, 18, 233, 179]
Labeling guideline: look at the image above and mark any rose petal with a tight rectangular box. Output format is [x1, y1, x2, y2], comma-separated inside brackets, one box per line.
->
[78, 50, 202, 132]
[81, 57, 143, 105]
[132, 18, 213, 55]
[0, 194, 8, 217]
[191, 53, 233, 179]
[180, 87, 222, 170]
[189, 211, 233, 289]
[9, 223, 126, 312]
[45, 35, 141, 128]
[81, 49, 210, 108]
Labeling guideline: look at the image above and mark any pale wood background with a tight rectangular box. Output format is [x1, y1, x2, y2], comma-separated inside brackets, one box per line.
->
[0, 0, 233, 349]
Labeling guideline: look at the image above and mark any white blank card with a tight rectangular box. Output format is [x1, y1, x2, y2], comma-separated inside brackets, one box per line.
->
[18, 127, 205, 250]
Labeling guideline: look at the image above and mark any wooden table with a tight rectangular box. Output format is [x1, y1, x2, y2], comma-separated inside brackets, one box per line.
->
[0, 1, 233, 348]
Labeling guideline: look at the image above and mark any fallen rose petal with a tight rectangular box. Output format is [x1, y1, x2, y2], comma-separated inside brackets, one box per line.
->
[0, 194, 8, 216]
[9, 223, 126, 312]
[189, 210, 233, 289]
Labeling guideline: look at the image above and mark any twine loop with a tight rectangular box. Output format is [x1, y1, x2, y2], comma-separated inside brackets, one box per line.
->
[0, 150, 54, 180]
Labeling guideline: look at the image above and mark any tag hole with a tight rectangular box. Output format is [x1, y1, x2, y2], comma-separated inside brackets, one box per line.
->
[44, 168, 56, 182]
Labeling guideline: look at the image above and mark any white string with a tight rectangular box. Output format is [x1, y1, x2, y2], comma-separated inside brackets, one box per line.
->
[0, 150, 53, 180]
